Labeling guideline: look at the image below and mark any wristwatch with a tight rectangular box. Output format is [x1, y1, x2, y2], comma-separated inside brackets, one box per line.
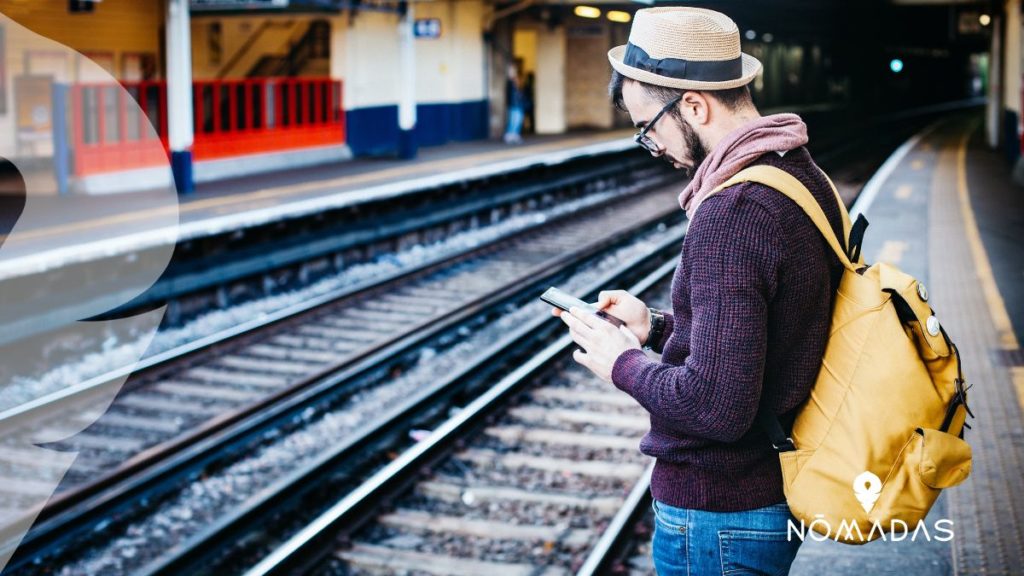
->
[644, 308, 665, 351]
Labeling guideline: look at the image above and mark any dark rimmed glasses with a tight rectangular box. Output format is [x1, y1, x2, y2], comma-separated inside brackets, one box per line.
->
[634, 95, 682, 155]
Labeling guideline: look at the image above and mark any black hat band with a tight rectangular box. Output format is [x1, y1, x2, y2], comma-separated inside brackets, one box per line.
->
[623, 42, 742, 82]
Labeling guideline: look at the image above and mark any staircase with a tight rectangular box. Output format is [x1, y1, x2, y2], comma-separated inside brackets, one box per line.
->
[246, 20, 331, 78]
[215, 20, 298, 79]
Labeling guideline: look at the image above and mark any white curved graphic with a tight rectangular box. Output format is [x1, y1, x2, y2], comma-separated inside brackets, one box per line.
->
[0, 12, 179, 571]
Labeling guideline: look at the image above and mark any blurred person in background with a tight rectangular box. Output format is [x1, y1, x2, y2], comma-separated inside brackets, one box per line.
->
[504, 62, 525, 144]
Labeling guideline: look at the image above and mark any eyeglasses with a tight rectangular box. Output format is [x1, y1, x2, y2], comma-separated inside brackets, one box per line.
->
[634, 95, 682, 155]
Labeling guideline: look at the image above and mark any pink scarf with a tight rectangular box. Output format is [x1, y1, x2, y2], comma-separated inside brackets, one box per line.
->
[679, 113, 809, 215]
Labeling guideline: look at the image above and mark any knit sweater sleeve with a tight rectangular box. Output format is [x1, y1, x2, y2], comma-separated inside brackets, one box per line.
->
[610, 191, 783, 443]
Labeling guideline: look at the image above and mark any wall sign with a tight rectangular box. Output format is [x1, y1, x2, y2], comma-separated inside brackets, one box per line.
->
[414, 18, 442, 39]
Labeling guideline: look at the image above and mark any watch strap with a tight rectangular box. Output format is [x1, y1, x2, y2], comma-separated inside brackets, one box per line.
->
[644, 308, 665, 351]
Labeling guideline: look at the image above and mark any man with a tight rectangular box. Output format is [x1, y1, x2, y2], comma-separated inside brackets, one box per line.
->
[504, 62, 525, 144]
[554, 7, 845, 575]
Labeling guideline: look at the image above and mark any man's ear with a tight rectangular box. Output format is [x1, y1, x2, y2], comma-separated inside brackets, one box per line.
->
[680, 91, 710, 125]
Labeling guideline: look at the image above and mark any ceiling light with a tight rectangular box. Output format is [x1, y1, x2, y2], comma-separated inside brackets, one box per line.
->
[607, 10, 631, 23]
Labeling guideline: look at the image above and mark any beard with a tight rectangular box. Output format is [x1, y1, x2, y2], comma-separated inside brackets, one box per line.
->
[675, 117, 708, 180]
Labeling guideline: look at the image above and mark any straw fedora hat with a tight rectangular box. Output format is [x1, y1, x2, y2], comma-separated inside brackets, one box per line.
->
[608, 7, 761, 90]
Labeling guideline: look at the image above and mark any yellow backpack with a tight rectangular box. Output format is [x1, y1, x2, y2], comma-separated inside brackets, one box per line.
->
[712, 165, 973, 544]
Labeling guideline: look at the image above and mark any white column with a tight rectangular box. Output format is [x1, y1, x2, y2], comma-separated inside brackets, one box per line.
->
[535, 25, 566, 134]
[397, 2, 418, 158]
[167, 0, 195, 192]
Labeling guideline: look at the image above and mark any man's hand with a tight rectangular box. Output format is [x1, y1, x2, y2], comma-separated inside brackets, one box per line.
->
[551, 289, 651, 344]
[558, 306, 641, 382]
[596, 290, 651, 345]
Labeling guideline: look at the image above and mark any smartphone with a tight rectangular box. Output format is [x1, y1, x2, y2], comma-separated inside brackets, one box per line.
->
[540, 287, 625, 327]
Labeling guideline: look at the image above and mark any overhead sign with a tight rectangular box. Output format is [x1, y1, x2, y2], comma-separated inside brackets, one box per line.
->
[414, 18, 442, 39]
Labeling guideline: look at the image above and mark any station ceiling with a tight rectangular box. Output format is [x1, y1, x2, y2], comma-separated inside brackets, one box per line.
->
[497, 0, 993, 47]
[185, 0, 994, 53]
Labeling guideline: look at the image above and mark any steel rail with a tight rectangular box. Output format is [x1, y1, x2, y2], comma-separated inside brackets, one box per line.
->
[239, 257, 680, 576]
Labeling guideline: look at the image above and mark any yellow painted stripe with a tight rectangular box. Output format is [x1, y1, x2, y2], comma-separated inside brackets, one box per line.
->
[956, 123, 1020, 350]
[894, 184, 913, 200]
[911, 159, 924, 170]
[1013, 367, 1024, 417]
[1, 132, 630, 245]
[876, 240, 908, 265]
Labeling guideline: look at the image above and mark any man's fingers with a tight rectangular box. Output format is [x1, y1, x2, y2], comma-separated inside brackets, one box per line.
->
[597, 290, 621, 310]
[570, 331, 591, 350]
[569, 306, 602, 330]
[572, 348, 596, 372]
[573, 307, 620, 336]
[561, 308, 592, 332]
[560, 312, 595, 347]
[618, 324, 640, 346]
[567, 325, 594, 350]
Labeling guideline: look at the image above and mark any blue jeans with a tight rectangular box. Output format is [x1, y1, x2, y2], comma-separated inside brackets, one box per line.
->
[505, 106, 524, 138]
[651, 499, 802, 575]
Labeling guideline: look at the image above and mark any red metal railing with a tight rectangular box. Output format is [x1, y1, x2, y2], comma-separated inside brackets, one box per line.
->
[70, 78, 345, 176]
[192, 78, 344, 159]
[70, 81, 168, 176]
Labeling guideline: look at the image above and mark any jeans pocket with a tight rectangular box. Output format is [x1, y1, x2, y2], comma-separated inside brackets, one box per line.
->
[652, 499, 687, 534]
[651, 500, 689, 576]
[718, 529, 801, 576]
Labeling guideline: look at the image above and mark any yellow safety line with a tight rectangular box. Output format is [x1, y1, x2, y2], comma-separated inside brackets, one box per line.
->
[875, 240, 908, 265]
[2, 132, 628, 244]
[1013, 367, 1024, 417]
[956, 122, 1020, 351]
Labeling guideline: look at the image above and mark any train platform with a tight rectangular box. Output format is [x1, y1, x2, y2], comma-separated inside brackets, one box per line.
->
[0, 129, 633, 281]
[790, 112, 1024, 574]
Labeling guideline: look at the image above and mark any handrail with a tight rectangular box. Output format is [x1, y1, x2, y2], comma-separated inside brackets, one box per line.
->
[216, 20, 294, 80]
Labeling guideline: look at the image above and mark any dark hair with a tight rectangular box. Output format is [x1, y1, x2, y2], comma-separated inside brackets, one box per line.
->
[608, 69, 752, 120]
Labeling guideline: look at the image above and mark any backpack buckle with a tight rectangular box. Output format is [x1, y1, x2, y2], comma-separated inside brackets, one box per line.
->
[773, 437, 796, 452]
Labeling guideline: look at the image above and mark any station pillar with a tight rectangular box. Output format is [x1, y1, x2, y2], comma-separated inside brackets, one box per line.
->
[397, 1, 418, 159]
[987, 11, 1003, 150]
[167, 0, 195, 194]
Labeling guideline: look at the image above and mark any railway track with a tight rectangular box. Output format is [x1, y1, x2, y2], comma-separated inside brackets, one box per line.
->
[237, 258, 678, 576]
[1, 178, 685, 574]
[1, 148, 660, 349]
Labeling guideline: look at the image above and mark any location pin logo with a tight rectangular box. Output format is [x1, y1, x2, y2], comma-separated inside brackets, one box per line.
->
[853, 471, 883, 513]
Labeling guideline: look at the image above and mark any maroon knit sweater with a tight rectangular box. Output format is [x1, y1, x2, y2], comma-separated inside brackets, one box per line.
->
[611, 147, 845, 512]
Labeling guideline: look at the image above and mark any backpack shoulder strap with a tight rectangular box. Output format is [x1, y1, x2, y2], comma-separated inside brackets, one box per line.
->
[818, 168, 869, 266]
[711, 165, 856, 272]
[817, 168, 853, 252]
